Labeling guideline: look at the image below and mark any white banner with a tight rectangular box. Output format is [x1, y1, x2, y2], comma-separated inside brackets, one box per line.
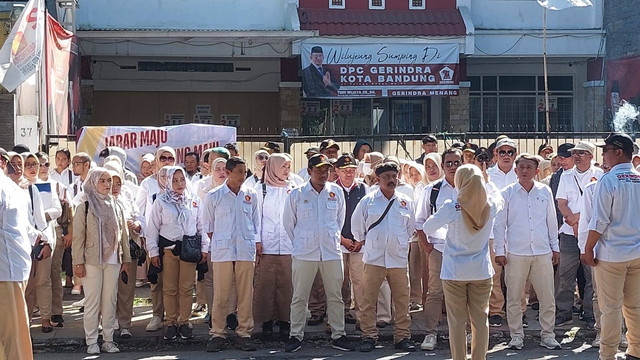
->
[537, 0, 593, 10]
[76, 124, 237, 171]
[0, 0, 44, 92]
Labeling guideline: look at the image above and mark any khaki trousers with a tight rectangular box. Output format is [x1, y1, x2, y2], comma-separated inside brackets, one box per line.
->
[0, 281, 32, 360]
[408, 241, 423, 304]
[116, 261, 136, 329]
[308, 271, 326, 317]
[196, 276, 207, 306]
[360, 264, 411, 342]
[25, 252, 54, 321]
[51, 227, 65, 316]
[253, 254, 292, 323]
[84, 264, 120, 345]
[488, 239, 505, 317]
[424, 250, 444, 334]
[443, 278, 492, 360]
[417, 240, 430, 303]
[377, 280, 393, 322]
[203, 259, 237, 315]
[505, 253, 556, 339]
[162, 250, 196, 325]
[290, 258, 345, 341]
[150, 271, 164, 318]
[210, 261, 254, 338]
[342, 252, 364, 322]
[593, 258, 640, 360]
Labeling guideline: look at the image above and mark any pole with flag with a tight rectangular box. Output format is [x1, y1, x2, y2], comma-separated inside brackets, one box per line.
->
[537, 0, 593, 139]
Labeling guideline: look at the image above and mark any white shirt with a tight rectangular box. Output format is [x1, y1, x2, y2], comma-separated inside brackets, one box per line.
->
[202, 181, 262, 262]
[351, 189, 415, 268]
[415, 179, 457, 252]
[283, 181, 346, 262]
[556, 165, 603, 235]
[257, 183, 295, 255]
[145, 195, 209, 258]
[488, 164, 518, 191]
[193, 176, 217, 201]
[33, 180, 62, 246]
[297, 167, 310, 182]
[588, 163, 640, 262]
[136, 176, 160, 236]
[288, 173, 305, 187]
[243, 174, 260, 190]
[424, 198, 502, 281]
[49, 168, 76, 188]
[577, 181, 597, 254]
[23, 184, 49, 243]
[493, 181, 559, 257]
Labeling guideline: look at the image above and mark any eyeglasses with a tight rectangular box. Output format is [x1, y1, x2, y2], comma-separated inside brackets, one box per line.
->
[40, 162, 50, 168]
[24, 162, 39, 169]
[159, 156, 175, 162]
[444, 160, 462, 168]
[498, 150, 516, 157]
[572, 151, 591, 157]
[257, 155, 269, 160]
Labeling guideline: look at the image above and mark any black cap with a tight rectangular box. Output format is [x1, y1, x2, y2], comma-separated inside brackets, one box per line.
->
[261, 141, 281, 153]
[451, 141, 465, 149]
[99, 148, 110, 158]
[12, 144, 30, 153]
[308, 154, 331, 168]
[311, 46, 323, 54]
[557, 143, 575, 158]
[319, 139, 340, 152]
[335, 154, 357, 168]
[474, 146, 489, 157]
[0, 147, 8, 162]
[463, 143, 479, 153]
[375, 162, 400, 176]
[596, 133, 635, 154]
[422, 134, 437, 144]
[304, 147, 320, 155]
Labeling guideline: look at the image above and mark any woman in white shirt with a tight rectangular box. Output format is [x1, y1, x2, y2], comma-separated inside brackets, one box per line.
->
[423, 153, 444, 185]
[253, 154, 296, 339]
[146, 167, 209, 341]
[423, 165, 502, 360]
[243, 149, 269, 189]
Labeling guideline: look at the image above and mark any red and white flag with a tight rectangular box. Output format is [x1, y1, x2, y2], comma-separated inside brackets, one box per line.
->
[0, 0, 45, 92]
[537, 0, 593, 10]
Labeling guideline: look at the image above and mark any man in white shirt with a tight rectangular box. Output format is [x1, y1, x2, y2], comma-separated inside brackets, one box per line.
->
[203, 157, 261, 353]
[415, 148, 461, 350]
[584, 133, 640, 360]
[297, 147, 319, 182]
[555, 141, 603, 327]
[282, 154, 354, 353]
[494, 154, 561, 350]
[0, 148, 47, 360]
[352, 162, 416, 352]
[486, 137, 518, 327]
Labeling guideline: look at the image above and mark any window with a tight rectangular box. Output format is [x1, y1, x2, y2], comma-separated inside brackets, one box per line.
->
[369, 0, 384, 9]
[409, 0, 425, 9]
[329, 0, 345, 9]
[469, 75, 574, 132]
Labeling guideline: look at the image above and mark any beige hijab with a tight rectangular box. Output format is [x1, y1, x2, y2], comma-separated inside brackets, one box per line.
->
[83, 167, 120, 263]
[264, 153, 290, 188]
[455, 165, 490, 233]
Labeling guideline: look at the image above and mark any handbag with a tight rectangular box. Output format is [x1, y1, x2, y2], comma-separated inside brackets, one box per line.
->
[179, 234, 202, 263]
[129, 239, 147, 265]
[57, 187, 72, 226]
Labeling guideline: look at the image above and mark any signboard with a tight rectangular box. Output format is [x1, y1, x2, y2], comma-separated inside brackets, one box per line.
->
[537, 97, 558, 112]
[301, 41, 459, 98]
[14, 114, 38, 152]
[76, 124, 236, 170]
[164, 113, 185, 125]
[195, 104, 211, 115]
[300, 100, 321, 116]
[332, 100, 353, 115]
[220, 114, 240, 127]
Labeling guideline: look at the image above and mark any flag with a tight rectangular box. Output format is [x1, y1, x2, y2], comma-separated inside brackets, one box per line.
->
[0, 0, 45, 92]
[537, 0, 593, 10]
[46, 13, 75, 135]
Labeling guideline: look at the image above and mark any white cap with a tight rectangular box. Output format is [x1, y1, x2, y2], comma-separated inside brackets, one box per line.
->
[570, 141, 596, 155]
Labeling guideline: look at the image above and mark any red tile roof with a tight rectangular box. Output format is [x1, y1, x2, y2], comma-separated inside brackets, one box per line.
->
[298, 8, 466, 36]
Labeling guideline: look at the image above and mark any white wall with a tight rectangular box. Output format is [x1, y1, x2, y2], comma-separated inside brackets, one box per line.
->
[77, 0, 297, 31]
[470, 0, 603, 30]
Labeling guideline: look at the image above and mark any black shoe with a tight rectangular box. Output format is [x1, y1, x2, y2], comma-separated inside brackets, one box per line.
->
[42, 326, 53, 333]
[51, 315, 64, 327]
[261, 321, 273, 340]
[489, 315, 503, 327]
[178, 324, 193, 339]
[163, 325, 178, 340]
[531, 303, 540, 311]
[572, 305, 580, 315]
[307, 314, 325, 326]
[584, 317, 596, 329]
[278, 321, 290, 341]
[360, 338, 376, 352]
[284, 337, 302, 353]
[376, 320, 389, 328]
[345, 312, 357, 324]
[226, 313, 238, 331]
[522, 315, 529, 328]
[235, 336, 257, 351]
[394, 338, 416, 352]
[555, 316, 573, 327]
[206, 336, 227, 352]
[332, 335, 355, 351]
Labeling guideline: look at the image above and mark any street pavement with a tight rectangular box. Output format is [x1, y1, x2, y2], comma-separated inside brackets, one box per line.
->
[30, 284, 625, 359]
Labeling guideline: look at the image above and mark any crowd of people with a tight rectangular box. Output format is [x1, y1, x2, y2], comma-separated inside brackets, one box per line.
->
[1, 132, 640, 360]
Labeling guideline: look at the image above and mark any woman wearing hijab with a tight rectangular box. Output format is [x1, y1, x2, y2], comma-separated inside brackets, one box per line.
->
[194, 157, 228, 200]
[362, 152, 384, 186]
[138, 153, 155, 183]
[20, 153, 60, 332]
[253, 154, 296, 340]
[244, 149, 269, 189]
[146, 167, 209, 341]
[352, 140, 372, 161]
[423, 153, 444, 184]
[423, 165, 503, 360]
[72, 167, 131, 354]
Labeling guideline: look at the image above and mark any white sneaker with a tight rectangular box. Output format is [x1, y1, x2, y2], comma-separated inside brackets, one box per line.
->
[620, 333, 628, 349]
[87, 343, 100, 354]
[120, 328, 132, 339]
[592, 332, 600, 347]
[135, 280, 145, 288]
[71, 298, 85, 307]
[71, 287, 82, 295]
[146, 316, 163, 332]
[540, 336, 561, 350]
[101, 341, 120, 353]
[420, 334, 437, 350]
[508, 336, 524, 350]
